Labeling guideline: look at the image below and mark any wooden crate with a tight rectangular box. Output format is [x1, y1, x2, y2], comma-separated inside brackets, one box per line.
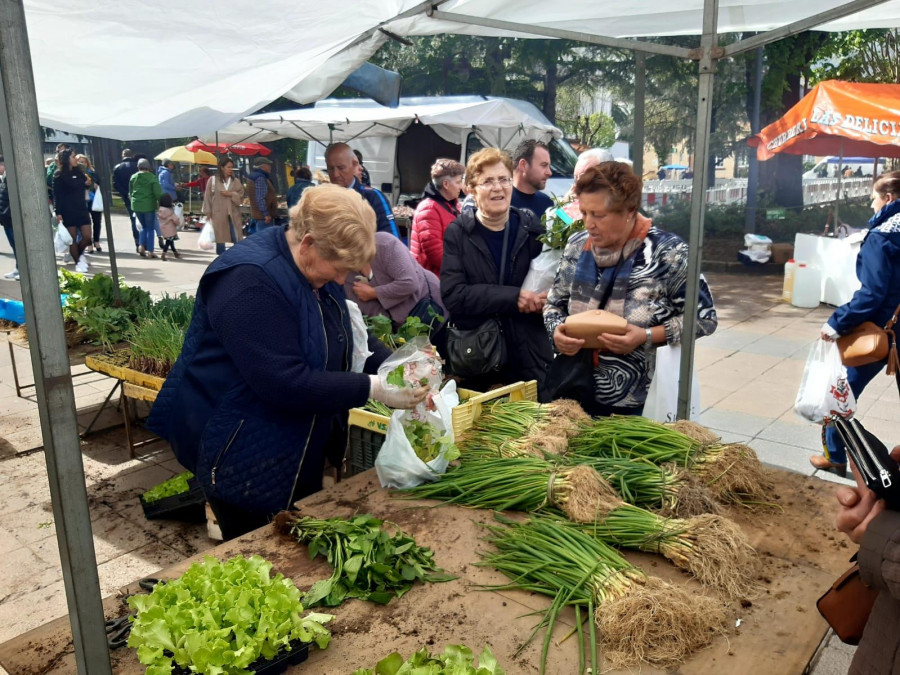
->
[85, 350, 166, 391]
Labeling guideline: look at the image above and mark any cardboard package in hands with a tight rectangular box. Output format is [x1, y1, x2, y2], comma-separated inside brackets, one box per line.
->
[564, 310, 628, 348]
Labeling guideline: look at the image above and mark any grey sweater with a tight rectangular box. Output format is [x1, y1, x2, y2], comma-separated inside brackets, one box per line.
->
[345, 231, 444, 325]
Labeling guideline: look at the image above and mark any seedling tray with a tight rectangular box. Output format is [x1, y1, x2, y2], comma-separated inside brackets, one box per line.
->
[139, 478, 206, 522]
[170, 639, 310, 675]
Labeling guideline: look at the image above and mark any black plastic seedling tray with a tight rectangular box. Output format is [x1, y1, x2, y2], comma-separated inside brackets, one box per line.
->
[170, 639, 311, 675]
[139, 478, 206, 522]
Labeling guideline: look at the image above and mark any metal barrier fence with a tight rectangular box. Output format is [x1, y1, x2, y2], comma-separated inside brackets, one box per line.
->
[641, 177, 872, 211]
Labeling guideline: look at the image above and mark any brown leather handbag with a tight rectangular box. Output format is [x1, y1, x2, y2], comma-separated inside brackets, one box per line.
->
[817, 563, 879, 645]
[837, 301, 900, 373]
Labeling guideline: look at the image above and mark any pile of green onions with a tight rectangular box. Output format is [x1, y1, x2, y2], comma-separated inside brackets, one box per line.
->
[478, 515, 726, 672]
[570, 416, 771, 505]
[461, 399, 589, 456]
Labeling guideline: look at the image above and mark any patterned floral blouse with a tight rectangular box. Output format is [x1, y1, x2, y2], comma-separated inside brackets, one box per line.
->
[544, 227, 718, 409]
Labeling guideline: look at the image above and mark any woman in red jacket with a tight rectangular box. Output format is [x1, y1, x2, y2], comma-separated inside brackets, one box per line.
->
[410, 158, 464, 276]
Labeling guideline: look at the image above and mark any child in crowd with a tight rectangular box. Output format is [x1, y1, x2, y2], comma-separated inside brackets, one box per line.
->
[157, 193, 180, 260]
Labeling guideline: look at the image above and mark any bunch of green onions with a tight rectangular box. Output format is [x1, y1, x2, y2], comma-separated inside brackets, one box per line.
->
[567, 503, 760, 600]
[478, 515, 726, 673]
[461, 399, 589, 456]
[401, 454, 619, 522]
[570, 416, 771, 506]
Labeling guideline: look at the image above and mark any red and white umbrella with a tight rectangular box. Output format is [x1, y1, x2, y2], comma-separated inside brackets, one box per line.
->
[186, 139, 272, 156]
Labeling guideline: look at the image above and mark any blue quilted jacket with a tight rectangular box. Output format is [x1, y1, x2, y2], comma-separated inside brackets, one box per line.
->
[147, 227, 358, 514]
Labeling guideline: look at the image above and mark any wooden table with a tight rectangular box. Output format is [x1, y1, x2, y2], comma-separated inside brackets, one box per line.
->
[0, 468, 854, 674]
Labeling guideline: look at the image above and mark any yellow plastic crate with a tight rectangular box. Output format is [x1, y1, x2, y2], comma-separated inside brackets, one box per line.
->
[85, 350, 166, 391]
[347, 380, 538, 440]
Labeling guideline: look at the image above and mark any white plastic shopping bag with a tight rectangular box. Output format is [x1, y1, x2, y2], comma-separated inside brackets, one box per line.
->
[346, 300, 373, 373]
[377, 337, 443, 394]
[197, 219, 216, 251]
[643, 344, 702, 422]
[56, 222, 73, 246]
[522, 248, 563, 294]
[90, 189, 104, 212]
[795, 339, 856, 423]
[173, 202, 185, 228]
[375, 390, 457, 489]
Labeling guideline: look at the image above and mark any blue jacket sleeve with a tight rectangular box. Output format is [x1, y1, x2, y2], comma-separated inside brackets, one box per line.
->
[829, 233, 895, 335]
[363, 188, 398, 237]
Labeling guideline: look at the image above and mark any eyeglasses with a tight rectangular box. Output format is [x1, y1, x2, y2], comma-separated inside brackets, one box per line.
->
[476, 177, 512, 190]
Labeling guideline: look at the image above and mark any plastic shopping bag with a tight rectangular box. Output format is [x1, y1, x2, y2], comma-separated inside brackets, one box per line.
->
[346, 300, 373, 373]
[377, 337, 443, 395]
[173, 202, 185, 228]
[375, 389, 457, 489]
[90, 188, 104, 212]
[795, 339, 857, 423]
[54, 228, 70, 256]
[56, 222, 73, 246]
[521, 248, 563, 294]
[197, 219, 216, 251]
[643, 344, 702, 422]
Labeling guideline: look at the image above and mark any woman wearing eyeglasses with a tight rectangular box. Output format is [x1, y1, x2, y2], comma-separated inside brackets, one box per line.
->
[439, 148, 552, 398]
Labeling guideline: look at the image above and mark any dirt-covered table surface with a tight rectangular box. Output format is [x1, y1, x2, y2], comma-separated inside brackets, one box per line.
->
[0, 467, 854, 674]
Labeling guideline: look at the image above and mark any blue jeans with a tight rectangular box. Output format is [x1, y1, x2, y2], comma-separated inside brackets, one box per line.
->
[824, 359, 889, 464]
[3, 223, 15, 261]
[136, 212, 156, 252]
[247, 218, 279, 235]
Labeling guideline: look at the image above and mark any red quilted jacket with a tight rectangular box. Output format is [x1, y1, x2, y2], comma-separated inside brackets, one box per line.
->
[410, 182, 459, 277]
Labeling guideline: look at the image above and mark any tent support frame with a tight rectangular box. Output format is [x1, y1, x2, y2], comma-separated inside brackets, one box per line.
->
[0, 1, 111, 673]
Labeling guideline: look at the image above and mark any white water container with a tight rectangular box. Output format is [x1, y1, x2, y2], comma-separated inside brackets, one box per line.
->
[782, 259, 798, 303]
[791, 263, 822, 308]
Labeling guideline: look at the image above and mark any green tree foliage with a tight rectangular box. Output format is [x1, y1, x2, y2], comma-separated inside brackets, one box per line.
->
[813, 29, 900, 83]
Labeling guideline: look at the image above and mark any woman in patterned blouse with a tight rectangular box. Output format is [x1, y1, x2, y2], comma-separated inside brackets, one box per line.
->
[544, 162, 718, 416]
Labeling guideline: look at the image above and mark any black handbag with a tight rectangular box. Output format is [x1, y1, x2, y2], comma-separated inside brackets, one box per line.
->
[408, 288, 445, 333]
[445, 224, 511, 378]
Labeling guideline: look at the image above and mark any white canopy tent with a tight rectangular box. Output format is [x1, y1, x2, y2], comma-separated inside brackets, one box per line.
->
[18, 1, 900, 139]
[211, 97, 563, 147]
[2, 1, 897, 672]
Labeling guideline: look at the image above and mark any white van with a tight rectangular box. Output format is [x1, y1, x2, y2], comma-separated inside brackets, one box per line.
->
[803, 156, 885, 179]
[302, 96, 581, 203]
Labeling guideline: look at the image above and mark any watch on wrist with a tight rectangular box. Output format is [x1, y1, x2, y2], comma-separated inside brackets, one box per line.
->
[644, 327, 654, 349]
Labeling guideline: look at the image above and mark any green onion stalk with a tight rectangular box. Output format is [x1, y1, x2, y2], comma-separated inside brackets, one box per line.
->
[401, 455, 620, 523]
[460, 399, 590, 457]
[478, 515, 727, 672]
[566, 454, 721, 517]
[566, 503, 761, 600]
[569, 416, 772, 506]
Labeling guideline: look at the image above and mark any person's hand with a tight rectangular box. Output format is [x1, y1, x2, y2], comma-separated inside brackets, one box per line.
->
[821, 322, 839, 342]
[553, 323, 585, 356]
[265, 215, 272, 224]
[220, 190, 231, 197]
[57, 214, 63, 224]
[517, 289, 545, 313]
[835, 444, 900, 544]
[352, 282, 377, 302]
[369, 375, 429, 410]
[596, 323, 646, 355]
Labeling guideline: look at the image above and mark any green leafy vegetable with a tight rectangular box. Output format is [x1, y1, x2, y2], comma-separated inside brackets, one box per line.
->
[363, 399, 393, 417]
[127, 555, 332, 675]
[285, 514, 456, 608]
[353, 644, 505, 675]
[141, 471, 194, 504]
[403, 419, 460, 464]
[387, 365, 406, 388]
[365, 315, 442, 350]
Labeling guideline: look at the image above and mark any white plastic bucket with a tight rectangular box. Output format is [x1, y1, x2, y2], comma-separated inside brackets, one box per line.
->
[791, 263, 822, 308]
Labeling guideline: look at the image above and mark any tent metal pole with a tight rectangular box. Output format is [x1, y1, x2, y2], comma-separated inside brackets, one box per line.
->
[724, 0, 889, 57]
[633, 51, 646, 179]
[678, 0, 719, 420]
[0, 2, 111, 673]
[428, 9, 692, 59]
[93, 137, 121, 298]
[836, 139, 844, 226]
[744, 47, 763, 234]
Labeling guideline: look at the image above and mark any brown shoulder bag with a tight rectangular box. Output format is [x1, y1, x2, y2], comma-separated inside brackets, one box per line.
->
[816, 562, 879, 645]
[837, 301, 900, 373]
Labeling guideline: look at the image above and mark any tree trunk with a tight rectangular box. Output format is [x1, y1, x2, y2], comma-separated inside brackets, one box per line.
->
[543, 58, 558, 123]
[483, 38, 507, 96]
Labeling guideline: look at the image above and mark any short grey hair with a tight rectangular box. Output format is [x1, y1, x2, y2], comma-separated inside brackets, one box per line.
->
[574, 148, 615, 179]
[137, 158, 152, 171]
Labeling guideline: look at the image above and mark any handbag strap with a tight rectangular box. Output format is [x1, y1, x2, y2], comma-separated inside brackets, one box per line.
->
[885, 301, 900, 376]
[598, 252, 627, 310]
[498, 222, 511, 285]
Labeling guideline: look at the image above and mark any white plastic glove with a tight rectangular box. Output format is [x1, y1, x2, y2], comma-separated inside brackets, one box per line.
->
[369, 375, 429, 410]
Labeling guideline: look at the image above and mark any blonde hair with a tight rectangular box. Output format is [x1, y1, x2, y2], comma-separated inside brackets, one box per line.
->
[464, 148, 513, 191]
[75, 154, 94, 171]
[289, 183, 376, 269]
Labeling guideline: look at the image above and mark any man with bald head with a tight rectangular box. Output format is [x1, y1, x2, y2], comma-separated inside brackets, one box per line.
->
[324, 143, 398, 238]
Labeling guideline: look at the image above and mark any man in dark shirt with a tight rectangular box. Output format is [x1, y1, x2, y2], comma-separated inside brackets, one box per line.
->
[113, 148, 140, 249]
[510, 139, 554, 219]
[325, 143, 398, 238]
